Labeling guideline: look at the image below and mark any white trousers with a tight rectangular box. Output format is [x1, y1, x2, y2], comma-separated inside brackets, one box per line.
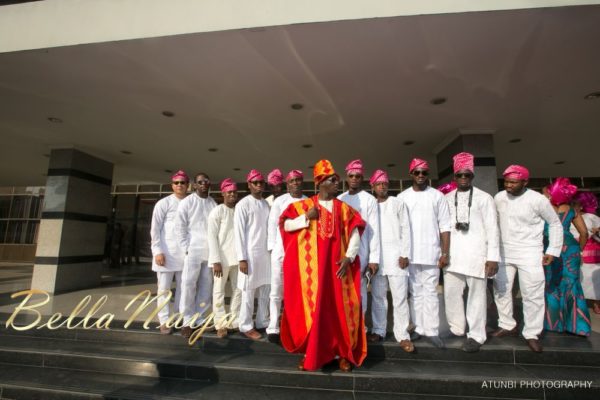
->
[493, 262, 545, 340]
[408, 263, 440, 336]
[156, 270, 182, 325]
[267, 250, 283, 334]
[371, 274, 410, 341]
[180, 259, 213, 326]
[239, 284, 270, 333]
[444, 270, 487, 344]
[212, 264, 242, 330]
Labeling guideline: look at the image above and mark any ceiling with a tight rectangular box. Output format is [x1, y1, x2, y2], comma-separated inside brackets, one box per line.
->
[1, 5, 599, 186]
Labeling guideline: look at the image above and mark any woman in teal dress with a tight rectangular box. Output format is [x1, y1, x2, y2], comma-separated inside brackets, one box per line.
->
[544, 178, 591, 336]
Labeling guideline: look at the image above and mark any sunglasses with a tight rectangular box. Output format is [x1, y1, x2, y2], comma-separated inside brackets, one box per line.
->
[249, 180, 265, 185]
[347, 174, 362, 179]
[172, 181, 188, 185]
[195, 180, 210, 185]
[412, 170, 429, 177]
[323, 176, 339, 183]
[455, 173, 474, 179]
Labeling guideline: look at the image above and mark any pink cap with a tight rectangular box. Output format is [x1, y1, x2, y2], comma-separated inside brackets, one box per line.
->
[575, 192, 598, 214]
[438, 181, 458, 195]
[171, 170, 189, 182]
[267, 169, 284, 186]
[453, 152, 474, 173]
[345, 159, 364, 175]
[246, 169, 264, 183]
[220, 178, 237, 193]
[503, 165, 529, 181]
[548, 177, 578, 206]
[369, 169, 389, 185]
[409, 158, 429, 173]
[286, 169, 304, 181]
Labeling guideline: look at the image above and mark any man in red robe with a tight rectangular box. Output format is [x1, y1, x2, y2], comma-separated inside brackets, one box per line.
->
[279, 159, 367, 372]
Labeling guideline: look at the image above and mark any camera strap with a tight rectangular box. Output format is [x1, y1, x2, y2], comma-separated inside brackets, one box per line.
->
[454, 186, 473, 224]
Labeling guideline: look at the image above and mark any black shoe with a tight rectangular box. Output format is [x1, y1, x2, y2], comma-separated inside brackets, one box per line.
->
[462, 338, 481, 353]
[267, 333, 280, 344]
[425, 335, 446, 349]
[410, 331, 422, 341]
[443, 331, 465, 339]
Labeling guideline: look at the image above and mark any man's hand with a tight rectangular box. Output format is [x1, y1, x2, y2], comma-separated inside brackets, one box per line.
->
[336, 257, 352, 278]
[306, 206, 319, 220]
[367, 263, 379, 276]
[239, 260, 249, 275]
[154, 254, 165, 267]
[542, 254, 554, 266]
[438, 254, 449, 269]
[485, 261, 498, 277]
[399, 257, 409, 269]
[213, 262, 223, 278]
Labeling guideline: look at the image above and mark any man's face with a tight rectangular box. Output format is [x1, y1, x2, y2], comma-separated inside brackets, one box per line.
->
[504, 178, 527, 195]
[248, 179, 265, 196]
[194, 175, 210, 195]
[222, 190, 238, 206]
[286, 177, 303, 197]
[372, 181, 388, 199]
[171, 179, 188, 196]
[454, 169, 474, 191]
[269, 184, 283, 197]
[346, 173, 363, 190]
[320, 175, 340, 195]
[411, 168, 429, 186]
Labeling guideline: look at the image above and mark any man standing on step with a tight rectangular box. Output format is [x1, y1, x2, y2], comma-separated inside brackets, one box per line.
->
[369, 169, 414, 352]
[338, 159, 380, 316]
[443, 153, 499, 353]
[234, 170, 271, 340]
[208, 178, 242, 338]
[150, 170, 189, 335]
[492, 165, 562, 353]
[175, 172, 217, 339]
[266, 169, 284, 207]
[398, 158, 452, 349]
[266, 169, 307, 343]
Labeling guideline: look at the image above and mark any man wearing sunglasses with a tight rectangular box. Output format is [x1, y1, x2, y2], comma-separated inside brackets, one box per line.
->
[266, 169, 285, 207]
[234, 170, 271, 340]
[150, 170, 189, 335]
[443, 153, 499, 353]
[398, 158, 452, 349]
[338, 160, 381, 322]
[175, 172, 217, 339]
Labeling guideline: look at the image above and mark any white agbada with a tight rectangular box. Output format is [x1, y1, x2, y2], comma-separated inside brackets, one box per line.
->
[207, 203, 241, 330]
[398, 186, 452, 337]
[150, 194, 185, 325]
[493, 188, 563, 339]
[444, 186, 499, 344]
[175, 192, 217, 326]
[370, 196, 412, 340]
[234, 194, 271, 332]
[571, 213, 600, 300]
[266, 193, 306, 335]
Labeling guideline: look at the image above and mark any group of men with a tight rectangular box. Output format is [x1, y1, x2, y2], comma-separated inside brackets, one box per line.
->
[150, 152, 563, 372]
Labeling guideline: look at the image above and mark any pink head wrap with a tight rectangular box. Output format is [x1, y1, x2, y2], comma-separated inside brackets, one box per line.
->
[171, 170, 189, 182]
[246, 169, 264, 183]
[503, 165, 530, 181]
[438, 181, 458, 195]
[369, 169, 389, 185]
[286, 169, 304, 181]
[220, 178, 237, 193]
[453, 152, 474, 173]
[267, 169, 284, 186]
[345, 159, 364, 175]
[548, 177, 578, 206]
[409, 158, 429, 173]
[575, 192, 599, 214]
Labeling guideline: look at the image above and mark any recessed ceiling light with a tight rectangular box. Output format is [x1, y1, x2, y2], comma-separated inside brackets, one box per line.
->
[43, 154, 50, 158]
[162, 111, 175, 117]
[47, 117, 63, 123]
[302, 144, 313, 148]
[509, 138, 522, 143]
[430, 97, 447, 105]
[554, 161, 565, 165]
[387, 163, 396, 167]
[584, 91, 600, 100]
[233, 168, 241, 171]
[208, 148, 218, 152]
[291, 103, 304, 110]
[164, 169, 173, 173]
[121, 150, 132, 155]
[403, 140, 415, 146]
[308, 165, 313, 170]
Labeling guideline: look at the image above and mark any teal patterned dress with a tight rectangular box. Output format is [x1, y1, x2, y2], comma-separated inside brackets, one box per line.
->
[544, 208, 591, 336]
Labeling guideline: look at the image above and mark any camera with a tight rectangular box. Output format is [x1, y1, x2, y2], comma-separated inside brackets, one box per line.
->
[455, 222, 470, 232]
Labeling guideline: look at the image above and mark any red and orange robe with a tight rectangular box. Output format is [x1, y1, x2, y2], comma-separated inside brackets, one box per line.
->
[279, 196, 366, 371]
